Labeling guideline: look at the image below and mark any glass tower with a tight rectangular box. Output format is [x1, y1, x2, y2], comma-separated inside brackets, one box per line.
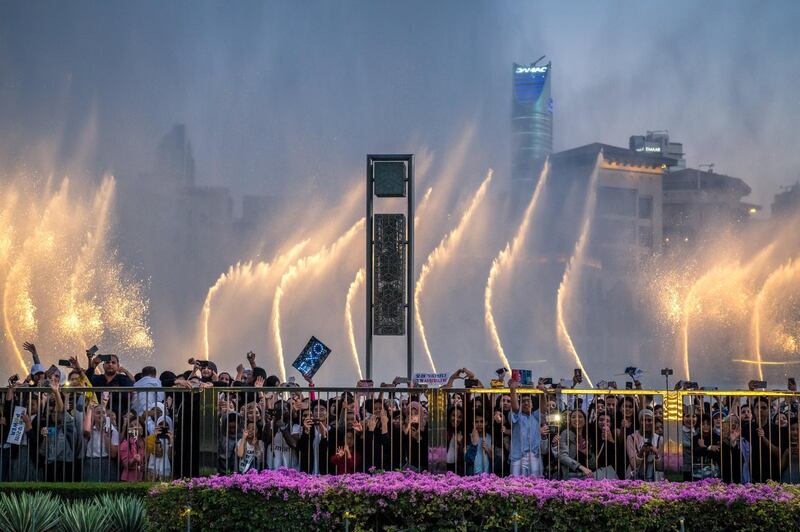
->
[511, 61, 553, 183]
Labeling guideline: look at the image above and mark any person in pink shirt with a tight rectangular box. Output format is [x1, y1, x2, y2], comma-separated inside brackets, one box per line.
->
[119, 415, 146, 482]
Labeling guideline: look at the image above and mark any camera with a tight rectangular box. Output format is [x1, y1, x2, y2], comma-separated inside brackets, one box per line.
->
[98, 354, 113, 363]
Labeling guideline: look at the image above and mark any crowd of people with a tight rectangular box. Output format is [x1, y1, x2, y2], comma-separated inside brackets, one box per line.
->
[1, 343, 799, 484]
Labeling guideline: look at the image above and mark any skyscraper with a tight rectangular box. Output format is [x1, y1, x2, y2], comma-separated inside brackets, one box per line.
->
[511, 60, 553, 184]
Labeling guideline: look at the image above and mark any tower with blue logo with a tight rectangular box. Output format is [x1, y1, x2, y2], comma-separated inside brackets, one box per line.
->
[511, 58, 553, 185]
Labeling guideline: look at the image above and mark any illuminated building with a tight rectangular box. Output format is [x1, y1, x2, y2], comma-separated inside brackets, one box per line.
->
[511, 59, 553, 185]
[628, 131, 685, 171]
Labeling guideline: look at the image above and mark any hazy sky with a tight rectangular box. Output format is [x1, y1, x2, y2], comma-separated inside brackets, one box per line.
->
[1, 1, 798, 207]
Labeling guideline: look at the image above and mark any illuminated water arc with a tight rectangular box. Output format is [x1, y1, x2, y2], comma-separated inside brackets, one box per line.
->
[752, 288, 765, 381]
[484, 161, 549, 370]
[62, 177, 116, 347]
[201, 240, 309, 360]
[555, 156, 601, 388]
[3, 179, 72, 373]
[344, 268, 365, 380]
[732, 359, 800, 365]
[750, 259, 800, 379]
[414, 170, 493, 373]
[272, 219, 364, 381]
[414, 187, 433, 228]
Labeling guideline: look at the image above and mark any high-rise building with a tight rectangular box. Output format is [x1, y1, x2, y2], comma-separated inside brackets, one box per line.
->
[511, 59, 553, 184]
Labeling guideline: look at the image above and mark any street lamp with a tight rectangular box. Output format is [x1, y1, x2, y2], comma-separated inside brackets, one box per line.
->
[660, 368, 674, 390]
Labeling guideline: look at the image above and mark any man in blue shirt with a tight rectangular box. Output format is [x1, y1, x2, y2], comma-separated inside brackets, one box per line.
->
[508, 378, 543, 477]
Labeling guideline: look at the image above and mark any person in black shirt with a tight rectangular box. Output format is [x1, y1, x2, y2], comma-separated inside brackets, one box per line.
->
[88, 354, 133, 415]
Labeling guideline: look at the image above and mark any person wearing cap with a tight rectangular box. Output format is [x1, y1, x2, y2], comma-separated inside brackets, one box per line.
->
[625, 408, 663, 480]
[28, 364, 47, 386]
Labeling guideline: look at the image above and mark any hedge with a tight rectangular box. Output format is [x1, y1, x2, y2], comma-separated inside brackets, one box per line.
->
[145, 470, 800, 531]
[0, 482, 153, 500]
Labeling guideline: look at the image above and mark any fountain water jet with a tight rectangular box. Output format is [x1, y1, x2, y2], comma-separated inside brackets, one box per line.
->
[272, 219, 364, 381]
[1, 176, 152, 374]
[555, 155, 601, 387]
[750, 259, 800, 380]
[344, 268, 365, 380]
[485, 161, 549, 370]
[201, 240, 309, 361]
[414, 170, 493, 373]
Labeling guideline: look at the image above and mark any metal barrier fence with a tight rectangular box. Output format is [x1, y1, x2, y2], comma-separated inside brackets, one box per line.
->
[0, 385, 797, 483]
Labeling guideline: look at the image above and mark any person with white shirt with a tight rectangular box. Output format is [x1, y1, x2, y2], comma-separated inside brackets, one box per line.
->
[82, 404, 119, 481]
[263, 401, 300, 470]
[132, 366, 164, 418]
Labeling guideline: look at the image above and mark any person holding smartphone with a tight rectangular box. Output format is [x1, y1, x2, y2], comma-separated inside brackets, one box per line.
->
[625, 409, 663, 480]
[508, 379, 543, 477]
[82, 403, 119, 481]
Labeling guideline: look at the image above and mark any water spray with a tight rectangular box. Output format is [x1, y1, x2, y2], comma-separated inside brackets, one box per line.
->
[272, 219, 364, 381]
[485, 161, 549, 370]
[414, 170, 493, 373]
[556, 155, 601, 387]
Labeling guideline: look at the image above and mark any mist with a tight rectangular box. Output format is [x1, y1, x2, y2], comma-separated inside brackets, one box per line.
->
[1, 1, 799, 385]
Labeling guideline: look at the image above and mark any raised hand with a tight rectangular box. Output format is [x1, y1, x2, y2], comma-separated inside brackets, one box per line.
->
[22, 342, 37, 355]
[254, 376, 265, 388]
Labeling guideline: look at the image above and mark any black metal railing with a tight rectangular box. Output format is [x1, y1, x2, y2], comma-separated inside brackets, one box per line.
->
[1, 385, 798, 483]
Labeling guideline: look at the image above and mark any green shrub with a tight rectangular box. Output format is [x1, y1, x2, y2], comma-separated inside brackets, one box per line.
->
[0, 482, 152, 500]
[98, 494, 148, 532]
[60, 499, 110, 532]
[0, 492, 62, 532]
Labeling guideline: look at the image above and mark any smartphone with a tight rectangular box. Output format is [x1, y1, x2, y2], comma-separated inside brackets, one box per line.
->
[8, 374, 19, 385]
[58, 359, 72, 367]
[574, 368, 583, 381]
[98, 354, 113, 363]
[625, 382, 633, 390]
[465, 378, 480, 388]
[86, 345, 99, 356]
[45, 364, 59, 378]
[195, 359, 209, 369]
[789, 377, 797, 390]
[357, 379, 374, 388]
[511, 370, 521, 382]
[540, 377, 553, 386]
[607, 381, 618, 389]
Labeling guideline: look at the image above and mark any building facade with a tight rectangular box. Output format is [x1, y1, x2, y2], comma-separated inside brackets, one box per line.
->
[511, 60, 553, 184]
